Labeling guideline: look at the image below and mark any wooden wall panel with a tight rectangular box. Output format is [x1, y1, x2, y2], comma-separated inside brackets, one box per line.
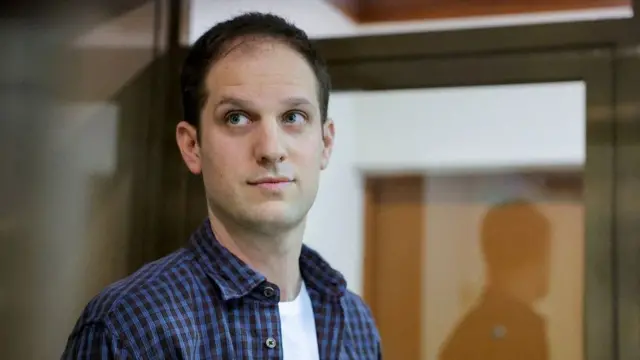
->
[364, 176, 424, 360]
[327, 0, 631, 23]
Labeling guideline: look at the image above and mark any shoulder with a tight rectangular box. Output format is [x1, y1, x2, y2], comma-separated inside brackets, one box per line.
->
[341, 290, 380, 340]
[67, 248, 201, 346]
[340, 290, 382, 357]
[342, 290, 375, 323]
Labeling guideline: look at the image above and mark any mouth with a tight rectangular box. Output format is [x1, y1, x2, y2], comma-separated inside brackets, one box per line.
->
[247, 176, 294, 190]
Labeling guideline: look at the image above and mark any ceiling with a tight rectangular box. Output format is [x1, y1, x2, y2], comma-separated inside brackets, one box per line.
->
[326, 0, 631, 23]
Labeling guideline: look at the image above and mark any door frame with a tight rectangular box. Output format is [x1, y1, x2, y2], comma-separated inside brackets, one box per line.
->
[364, 175, 426, 359]
[613, 47, 640, 360]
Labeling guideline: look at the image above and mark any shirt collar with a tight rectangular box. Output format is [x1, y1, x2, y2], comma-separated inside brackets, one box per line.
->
[189, 218, 347, 301]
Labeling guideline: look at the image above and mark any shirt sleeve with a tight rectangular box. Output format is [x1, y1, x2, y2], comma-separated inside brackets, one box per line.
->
[61, 323, 134, 360]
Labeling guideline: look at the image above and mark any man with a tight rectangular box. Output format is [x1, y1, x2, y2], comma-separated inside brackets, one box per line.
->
[62, 12, 381, 360]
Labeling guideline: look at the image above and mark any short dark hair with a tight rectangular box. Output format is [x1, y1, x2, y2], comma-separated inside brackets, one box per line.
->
[180, 12, 331, 130]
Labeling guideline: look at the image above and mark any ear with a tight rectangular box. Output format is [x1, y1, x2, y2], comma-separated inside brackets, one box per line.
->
[320, 118, 335, 170]
[176, 121, 202, 174]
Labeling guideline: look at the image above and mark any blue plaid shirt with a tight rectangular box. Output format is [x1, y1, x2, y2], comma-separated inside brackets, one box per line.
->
[62, 219, 381, 359]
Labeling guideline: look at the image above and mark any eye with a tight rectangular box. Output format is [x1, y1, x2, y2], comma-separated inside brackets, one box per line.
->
[225, 112, 250, 126]
[282, 111, 306, 125]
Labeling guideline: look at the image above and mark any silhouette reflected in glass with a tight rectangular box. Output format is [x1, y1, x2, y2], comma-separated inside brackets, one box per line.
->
[439, 199, 550, 360]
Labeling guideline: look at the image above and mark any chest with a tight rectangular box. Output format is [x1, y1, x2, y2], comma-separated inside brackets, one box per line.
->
[149, 300, 376, 359]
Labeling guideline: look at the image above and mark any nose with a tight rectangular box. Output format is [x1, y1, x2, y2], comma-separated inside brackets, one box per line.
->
[254, 118, 287, 165]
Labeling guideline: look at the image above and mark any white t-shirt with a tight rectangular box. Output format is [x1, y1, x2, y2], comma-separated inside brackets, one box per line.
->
[278, 282, 320, 360]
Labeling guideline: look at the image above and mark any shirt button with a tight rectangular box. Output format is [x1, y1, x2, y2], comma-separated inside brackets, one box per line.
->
[263, 286, 275, 298]
[265, 337, 277, 349]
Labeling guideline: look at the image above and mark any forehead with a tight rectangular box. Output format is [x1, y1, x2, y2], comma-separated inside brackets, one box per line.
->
[204, 39, 318, 105]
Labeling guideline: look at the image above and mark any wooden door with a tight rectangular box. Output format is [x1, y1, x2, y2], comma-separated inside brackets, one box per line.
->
[364, 173, 584, 360]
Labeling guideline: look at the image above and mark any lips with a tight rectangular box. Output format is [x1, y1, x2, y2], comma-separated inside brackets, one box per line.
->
[247, 176, 293, 185]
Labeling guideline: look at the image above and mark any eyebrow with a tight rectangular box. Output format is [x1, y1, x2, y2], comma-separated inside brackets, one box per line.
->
[282, 96, 313, 107]
[214, 96, 314, 109]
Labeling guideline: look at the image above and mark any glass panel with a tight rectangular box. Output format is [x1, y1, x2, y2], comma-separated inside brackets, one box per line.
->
[45, 2, 161, 353]
[1, 1, 164, 358]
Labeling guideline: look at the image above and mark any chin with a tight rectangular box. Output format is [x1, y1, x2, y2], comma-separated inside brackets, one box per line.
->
[246, 201, 305, 227]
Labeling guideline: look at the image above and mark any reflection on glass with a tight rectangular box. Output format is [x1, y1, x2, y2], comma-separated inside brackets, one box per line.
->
[439, 200, 551, 360]
[424, 174, 584, 360]
[14, 2, 163, 358]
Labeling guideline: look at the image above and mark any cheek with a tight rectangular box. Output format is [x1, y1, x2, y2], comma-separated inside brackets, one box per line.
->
[203, 129, 241, 162]
[291, 136, 324, 164]
[200, 139, 243, 181]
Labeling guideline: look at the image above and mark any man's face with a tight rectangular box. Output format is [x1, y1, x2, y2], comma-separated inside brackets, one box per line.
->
[177, 39, 334, 234]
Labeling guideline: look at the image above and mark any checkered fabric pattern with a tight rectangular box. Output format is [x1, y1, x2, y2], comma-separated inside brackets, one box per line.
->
[62, 219, 381, 359]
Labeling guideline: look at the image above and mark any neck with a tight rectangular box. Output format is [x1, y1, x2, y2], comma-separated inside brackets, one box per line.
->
[208, 211, 305, 302]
